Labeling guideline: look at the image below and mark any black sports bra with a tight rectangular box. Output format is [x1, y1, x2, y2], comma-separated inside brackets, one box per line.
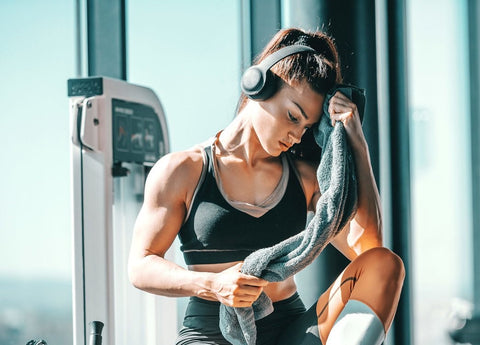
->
[177, 144, 308, 265]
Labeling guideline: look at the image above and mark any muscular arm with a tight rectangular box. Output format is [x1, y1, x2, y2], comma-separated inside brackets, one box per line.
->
[330, 140, 383, 260]
[128, 150, 210, 297]
[329, 91, 383, 259]
[303, 91, 383, 261]
[128, 148, 267, 306]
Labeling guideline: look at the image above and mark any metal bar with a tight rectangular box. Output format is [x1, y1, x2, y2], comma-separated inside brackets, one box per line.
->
[86, 0, 126, 79]
[319, 0, 380, 183]
[280, 0, 323, 31]
[75, 0, 88, 77]
[249, 0, 282, 59]
[240, 0, 252, 72]
[468, 0, 480, 313]
[386, 0, 413, 344]
[288, 0, 381, 305]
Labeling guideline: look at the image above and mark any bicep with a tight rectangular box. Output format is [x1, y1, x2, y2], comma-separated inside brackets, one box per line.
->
[129, 152, 200, 261]
[130, 198, 185, 260]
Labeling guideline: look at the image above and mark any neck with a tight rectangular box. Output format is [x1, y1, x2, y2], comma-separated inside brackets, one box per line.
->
[217, 102, 272, 166]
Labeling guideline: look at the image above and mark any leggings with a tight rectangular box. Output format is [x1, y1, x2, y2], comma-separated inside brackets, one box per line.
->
[176, 292, 321, 345]
[176, 247, 405, 345]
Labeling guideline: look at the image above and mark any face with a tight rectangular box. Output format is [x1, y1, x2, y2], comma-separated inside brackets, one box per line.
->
[251, 80, 325, 156]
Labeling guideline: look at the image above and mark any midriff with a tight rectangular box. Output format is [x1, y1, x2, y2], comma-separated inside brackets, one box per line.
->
[189, 261, 297, 302]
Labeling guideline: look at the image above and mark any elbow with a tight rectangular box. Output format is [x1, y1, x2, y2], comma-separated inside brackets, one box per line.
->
[128, 258, 146, 291]
[365, 202, 384, 246]
[128, 264, 140, 289]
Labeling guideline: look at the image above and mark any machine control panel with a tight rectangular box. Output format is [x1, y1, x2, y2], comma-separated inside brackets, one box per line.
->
[112, 98, 165, 165]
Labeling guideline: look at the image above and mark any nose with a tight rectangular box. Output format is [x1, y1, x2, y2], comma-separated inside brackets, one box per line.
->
[288, 128, 305, 145]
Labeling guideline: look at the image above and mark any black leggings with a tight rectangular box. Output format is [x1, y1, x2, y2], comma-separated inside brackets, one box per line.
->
[175, 292, 321, 345]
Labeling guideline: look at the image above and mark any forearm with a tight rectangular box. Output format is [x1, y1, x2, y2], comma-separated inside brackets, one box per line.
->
[349, 139, 383, 250]
[128, 254, 216, 300]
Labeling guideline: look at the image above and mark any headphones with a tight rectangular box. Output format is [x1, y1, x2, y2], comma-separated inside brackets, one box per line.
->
[241, 44, 316, 101]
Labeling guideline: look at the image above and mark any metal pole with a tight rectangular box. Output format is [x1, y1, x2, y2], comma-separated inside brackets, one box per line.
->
[86, 0, 126, 79]
[318, 0, 380, 182]
[468, 0, 480, 315]
[386, 1, 413, 344]
[285, 0, 382, 304]
[247, 0, 282, 60]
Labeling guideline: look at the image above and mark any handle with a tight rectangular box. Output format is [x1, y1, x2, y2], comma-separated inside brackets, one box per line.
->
[88, 321, 104, 345]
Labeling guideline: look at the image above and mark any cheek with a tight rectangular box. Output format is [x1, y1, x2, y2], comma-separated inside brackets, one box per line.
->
[255, 113, 279, 136]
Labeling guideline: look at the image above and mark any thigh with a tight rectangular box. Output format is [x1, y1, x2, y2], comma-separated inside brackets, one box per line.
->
[315, 247, 404, 343]
[175, 297, 231, 345]
[176, 325, 231, 345]
[256, 293, 307, 345]
[276, 302, 322, 345]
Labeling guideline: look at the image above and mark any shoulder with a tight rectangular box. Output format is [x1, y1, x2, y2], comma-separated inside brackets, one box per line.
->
[144, 144, 206, 204]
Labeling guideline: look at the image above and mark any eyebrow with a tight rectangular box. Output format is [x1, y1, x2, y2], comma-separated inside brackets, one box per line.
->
[293, 101, 309, 120]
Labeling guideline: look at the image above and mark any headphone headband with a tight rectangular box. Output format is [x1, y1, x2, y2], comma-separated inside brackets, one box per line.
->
[241, 44, 316, 101]
[258, 45, 316, 71]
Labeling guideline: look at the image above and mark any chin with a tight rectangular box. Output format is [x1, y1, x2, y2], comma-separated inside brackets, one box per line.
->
[265, 146, 283, 157]
[270, 151, 282, 157]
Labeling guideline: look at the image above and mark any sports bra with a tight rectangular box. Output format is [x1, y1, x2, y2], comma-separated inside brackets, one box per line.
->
[177, 142, 308, 265]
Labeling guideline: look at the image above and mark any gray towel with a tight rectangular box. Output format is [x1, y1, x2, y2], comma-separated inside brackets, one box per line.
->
[219, 85, 366, 345]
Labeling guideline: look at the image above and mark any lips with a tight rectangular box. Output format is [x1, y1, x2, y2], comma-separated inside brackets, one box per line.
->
[279, 141, 291, 150]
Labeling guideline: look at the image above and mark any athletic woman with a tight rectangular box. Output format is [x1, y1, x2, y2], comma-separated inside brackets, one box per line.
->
[128, 28, 405, 345]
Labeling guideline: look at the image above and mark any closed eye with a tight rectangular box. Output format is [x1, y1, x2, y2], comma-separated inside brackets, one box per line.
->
[288, 110, 299, 123]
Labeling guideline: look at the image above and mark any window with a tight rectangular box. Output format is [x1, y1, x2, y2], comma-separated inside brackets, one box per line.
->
[407, 0, 473, 343]
[127, 0, 242, 330]
[127, 1, 242, 152]
[0, 0, 76, 344]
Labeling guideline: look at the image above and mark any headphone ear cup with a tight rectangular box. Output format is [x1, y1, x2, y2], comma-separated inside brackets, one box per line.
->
[256, 70, 279, 101]
[241, 66, 265, 99]
[241, 67, 279, 101]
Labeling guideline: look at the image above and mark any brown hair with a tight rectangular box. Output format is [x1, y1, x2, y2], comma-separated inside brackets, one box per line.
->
[239, 28, 343, 161]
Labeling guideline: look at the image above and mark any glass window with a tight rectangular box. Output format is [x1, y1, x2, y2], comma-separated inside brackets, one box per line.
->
[407, 0, 473, 343]
[127, 1, 242, 152]
[0, 0, 75, 344]
[127, 0, 242, 331]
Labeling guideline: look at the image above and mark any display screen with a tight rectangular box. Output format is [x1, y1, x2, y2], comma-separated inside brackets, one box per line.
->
[112, 98, 165, 164]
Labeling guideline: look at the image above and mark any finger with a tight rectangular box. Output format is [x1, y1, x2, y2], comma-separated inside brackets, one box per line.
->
[330, 111, 353, 121]
[235, 291, 266, 305]
[238, 274, 269, 286]
[333, 90, 350, 100]
[328, 104, 349, 119]
[235, 284, 264, 297]
[330, 111, 354, 126]
[329, 92, 357, 109]
[230, 298, 256, 308]
[330, 96, 351, 108]
[328, 100, 355, 115]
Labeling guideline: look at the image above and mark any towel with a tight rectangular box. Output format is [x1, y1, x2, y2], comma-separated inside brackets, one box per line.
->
[219, 85, 366, 345]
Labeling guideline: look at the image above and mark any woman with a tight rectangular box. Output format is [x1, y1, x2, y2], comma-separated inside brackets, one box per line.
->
[128, 28, 405, 345]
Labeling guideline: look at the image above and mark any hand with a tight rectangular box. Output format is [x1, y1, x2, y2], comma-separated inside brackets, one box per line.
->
[210, 263, 268, 307]
[328, 91, 366, 150]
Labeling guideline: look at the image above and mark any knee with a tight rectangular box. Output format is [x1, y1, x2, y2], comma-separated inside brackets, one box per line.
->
[358, 247, 405, 284]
